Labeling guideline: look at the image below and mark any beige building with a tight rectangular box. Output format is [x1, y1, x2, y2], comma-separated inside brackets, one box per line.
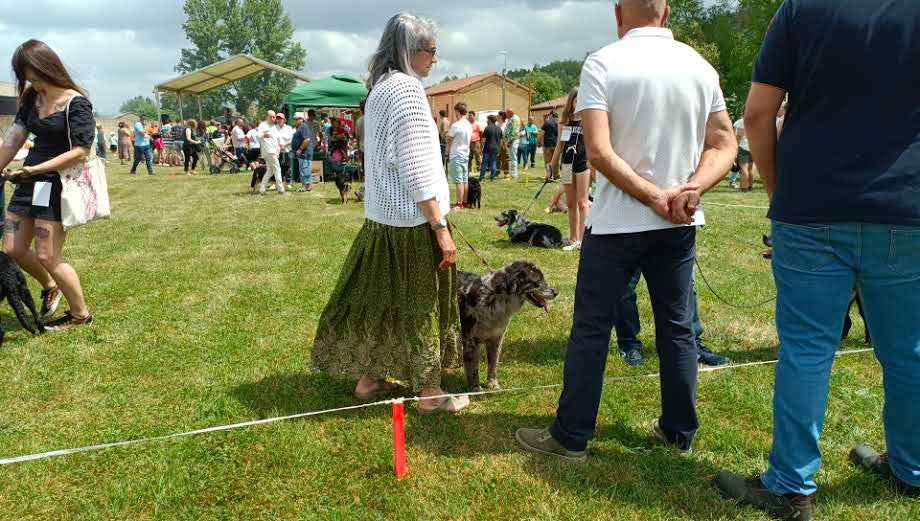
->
[530, 94, 568, 123]
[0, 81, 17, 135]
[425, 72, 532, 122]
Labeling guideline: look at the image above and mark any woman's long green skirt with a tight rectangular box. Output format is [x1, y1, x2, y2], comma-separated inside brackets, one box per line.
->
[311, 220, 462, 391]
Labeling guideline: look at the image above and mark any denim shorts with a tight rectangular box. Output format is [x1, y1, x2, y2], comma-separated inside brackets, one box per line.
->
[449, 156, 469, 183]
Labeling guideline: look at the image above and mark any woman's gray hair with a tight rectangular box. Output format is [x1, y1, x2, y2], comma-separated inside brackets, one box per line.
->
[367, 13, 438, 88]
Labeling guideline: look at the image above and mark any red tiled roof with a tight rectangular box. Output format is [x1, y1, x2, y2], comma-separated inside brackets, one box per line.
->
[530, 94, 568, 110]
[425, 72, 532, 96]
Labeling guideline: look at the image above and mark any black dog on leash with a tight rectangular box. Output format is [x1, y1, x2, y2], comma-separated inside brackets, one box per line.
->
[334, 168, 353, 204]
[496, 209, 564, 249]
[762, 235, 870, 343]
[467, 177, 482, 209]
[0, 252, 44, 346]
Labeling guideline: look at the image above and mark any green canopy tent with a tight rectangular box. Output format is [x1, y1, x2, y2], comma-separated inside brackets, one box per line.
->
[284, 74, 367, 115]
[285, 74, 368, 182]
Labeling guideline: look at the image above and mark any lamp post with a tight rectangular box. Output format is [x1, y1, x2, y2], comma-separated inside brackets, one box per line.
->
[499, 50, 508, 111]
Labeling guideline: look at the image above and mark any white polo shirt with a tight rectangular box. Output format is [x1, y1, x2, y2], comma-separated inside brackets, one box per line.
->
[448, 119, 472, 160]
[577, 27, 726, 234]
[258, 121, 280, 156]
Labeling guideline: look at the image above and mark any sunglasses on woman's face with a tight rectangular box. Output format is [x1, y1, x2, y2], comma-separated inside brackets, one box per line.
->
[420, 47, 437, 57]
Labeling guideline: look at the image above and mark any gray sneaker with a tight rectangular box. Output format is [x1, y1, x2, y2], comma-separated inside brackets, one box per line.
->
[713, 471, 814, 521]
[651, 418, 691, 455]
[515, 428, 586, 464]
[850, 445, 920, 497]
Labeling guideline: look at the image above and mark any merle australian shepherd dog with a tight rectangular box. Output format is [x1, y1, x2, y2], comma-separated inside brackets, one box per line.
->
[0, 252, 44, 346]
[495, 209, 564, 249]
[458, 261, 558, 391]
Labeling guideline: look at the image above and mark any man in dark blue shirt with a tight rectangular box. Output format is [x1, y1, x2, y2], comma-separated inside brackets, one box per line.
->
[714, 1, 920, 518]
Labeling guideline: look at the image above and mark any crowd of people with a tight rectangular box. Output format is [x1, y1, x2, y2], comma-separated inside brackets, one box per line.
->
[108, 107, 365, 193]
[1, 1, 918, 519]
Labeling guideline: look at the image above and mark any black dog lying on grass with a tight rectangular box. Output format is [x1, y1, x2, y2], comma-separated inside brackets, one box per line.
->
[495, 209, 564, 249]
[0, 252, 44, 346]
[458, 261, 558, 391]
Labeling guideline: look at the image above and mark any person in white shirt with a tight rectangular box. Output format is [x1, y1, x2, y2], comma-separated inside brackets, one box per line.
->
[311, 13, 469, 415]
[733, 115, 754, 191]
[516, 0, 737, 461]
[230, 118, 246, 169]
[245, 123, 260, 164]
[446, 102, 473, 209]
[258, 111, 286, 195]
[276, 113, 295, 189]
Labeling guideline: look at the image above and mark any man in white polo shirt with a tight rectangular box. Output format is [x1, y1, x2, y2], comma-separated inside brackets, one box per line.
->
[516, 0, 736, 462]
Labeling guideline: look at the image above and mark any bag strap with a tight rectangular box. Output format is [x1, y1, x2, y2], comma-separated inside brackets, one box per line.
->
[64, 95, 96, 157]
[65, 95, 75, 151]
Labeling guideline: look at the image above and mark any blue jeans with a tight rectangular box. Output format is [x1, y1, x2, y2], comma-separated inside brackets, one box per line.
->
[480, 152, 498, 181]
[528, 143, 538, 167]
[761, 222, 920, 495]
[615, 270, 705, 351]
[131, 144, 153, 175]
[509, 140, 520, 178]
[298, 150, 314, 185]
[550, 227, 700, 451]
[517, 141, 528, 168]
[234, 147, 246, 168]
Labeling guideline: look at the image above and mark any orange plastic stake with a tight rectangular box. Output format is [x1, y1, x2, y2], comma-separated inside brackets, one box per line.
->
[392, 400, 407, 479]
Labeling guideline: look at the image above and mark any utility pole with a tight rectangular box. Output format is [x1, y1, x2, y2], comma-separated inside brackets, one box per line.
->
[499, 51, 508, 110]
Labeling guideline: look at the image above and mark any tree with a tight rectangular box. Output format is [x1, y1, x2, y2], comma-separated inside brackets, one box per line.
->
[507, 59, 583, 99]
[175, 0, 306, 119]
[520, 70, 564, 105]
[118, 96, 159, 120]
[439, 74, 461, 84]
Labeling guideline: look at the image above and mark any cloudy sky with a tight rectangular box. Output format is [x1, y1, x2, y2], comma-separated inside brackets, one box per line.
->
[0, 0, 705, 114]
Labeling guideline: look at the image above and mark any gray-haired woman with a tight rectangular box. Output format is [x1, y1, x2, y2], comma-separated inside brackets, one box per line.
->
[311, 14, 469, 413]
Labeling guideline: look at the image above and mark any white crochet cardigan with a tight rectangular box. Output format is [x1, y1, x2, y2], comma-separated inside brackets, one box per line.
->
[363, 71, 451, 227]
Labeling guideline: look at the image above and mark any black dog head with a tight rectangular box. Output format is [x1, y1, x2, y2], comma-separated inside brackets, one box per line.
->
[505, 261, 558, 312]
[495, 209, 521, 228]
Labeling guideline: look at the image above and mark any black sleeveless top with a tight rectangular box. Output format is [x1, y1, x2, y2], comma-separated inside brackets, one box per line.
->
[14, 91, 95, 182]
[560, 119, 588, 173]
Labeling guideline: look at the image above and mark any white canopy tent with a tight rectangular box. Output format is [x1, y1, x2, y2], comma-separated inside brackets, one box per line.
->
[153, 54, 309, 121]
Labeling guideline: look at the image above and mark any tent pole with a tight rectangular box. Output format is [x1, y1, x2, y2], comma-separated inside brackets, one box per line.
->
[197, 96, 203, 121]
[154, 89, 162, 125]
[178, 93, 184, 120]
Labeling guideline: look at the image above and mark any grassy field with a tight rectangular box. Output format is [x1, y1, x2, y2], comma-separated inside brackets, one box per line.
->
[0, 159, 914, 521]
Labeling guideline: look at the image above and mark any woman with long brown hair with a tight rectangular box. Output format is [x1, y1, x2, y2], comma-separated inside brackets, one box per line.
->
[548, 87, 592, 251]
[0, 40, 94, 330]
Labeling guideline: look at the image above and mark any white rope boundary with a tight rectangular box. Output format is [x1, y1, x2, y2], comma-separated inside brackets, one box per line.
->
[706, 201, 771, 210]
[0, 348, 874, 466]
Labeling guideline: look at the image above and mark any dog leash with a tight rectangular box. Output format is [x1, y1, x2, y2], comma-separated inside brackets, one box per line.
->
[520, 179, 551, 219]
[447, 218, 495, 273]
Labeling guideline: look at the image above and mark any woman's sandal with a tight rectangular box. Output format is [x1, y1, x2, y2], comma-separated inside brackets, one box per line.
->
[418, 395, 470, 415]
[353, 380, 400, 402]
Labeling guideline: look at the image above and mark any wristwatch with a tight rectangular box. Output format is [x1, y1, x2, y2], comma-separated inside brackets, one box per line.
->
[430, 217, 448, 232]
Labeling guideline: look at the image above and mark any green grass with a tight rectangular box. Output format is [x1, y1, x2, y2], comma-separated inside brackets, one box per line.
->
[0, 160, 915, 520]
